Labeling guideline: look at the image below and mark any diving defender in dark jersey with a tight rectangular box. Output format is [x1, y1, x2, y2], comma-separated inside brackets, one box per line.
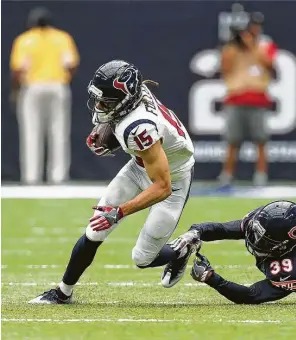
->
[161, 200, 296, 304]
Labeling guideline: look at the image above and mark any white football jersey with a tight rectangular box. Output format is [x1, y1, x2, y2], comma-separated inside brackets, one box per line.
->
[114, 85, 194, 181]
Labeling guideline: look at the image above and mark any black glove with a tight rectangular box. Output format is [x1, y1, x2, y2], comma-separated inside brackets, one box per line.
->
[191, 253, 214, 283]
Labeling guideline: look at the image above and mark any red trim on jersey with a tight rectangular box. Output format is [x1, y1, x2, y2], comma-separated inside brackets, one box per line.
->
[271, 279, 296, 291]
[136, 156, 145, 168]
[224, 91, 272, 108]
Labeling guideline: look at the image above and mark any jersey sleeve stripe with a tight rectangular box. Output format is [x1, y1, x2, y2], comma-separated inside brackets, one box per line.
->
[123, 119, 158, 148]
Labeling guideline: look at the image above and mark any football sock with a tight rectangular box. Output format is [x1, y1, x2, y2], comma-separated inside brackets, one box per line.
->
[58, 282, 73, 297]
[142, 244, 178, 268]
[62, 234, 102, 285]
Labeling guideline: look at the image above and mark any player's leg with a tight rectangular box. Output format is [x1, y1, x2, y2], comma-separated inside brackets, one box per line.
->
[47, 84, 71, 183]
[61, 166, 140, 285]
[29, 161, 141, 304]
[248, 107, 269, 186]
[17, 85, 45, 184]
[219, 106, 243, 185]
[131, 170, 193, 270]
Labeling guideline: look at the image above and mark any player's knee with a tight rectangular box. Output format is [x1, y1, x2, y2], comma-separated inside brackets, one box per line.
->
[148, 213, 179, 240]
[131, 247, 154, 268]
[85, 203, 110, 242]
[85, 224, 108, 242]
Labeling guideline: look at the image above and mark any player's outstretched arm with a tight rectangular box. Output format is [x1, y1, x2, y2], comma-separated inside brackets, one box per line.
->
[190, 220, 245, 241]
[191, 254, 291, 304]
[120, 140, 171, 216]
[166, 220, 245, 255]
[89, 141, 171, 231]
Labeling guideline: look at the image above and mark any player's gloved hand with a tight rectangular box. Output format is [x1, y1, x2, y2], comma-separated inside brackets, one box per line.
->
[89, 206, 123, 231]
[170, 230, 202, 254]
[190, 253, 214, 283]
[86, 126, 115, 157]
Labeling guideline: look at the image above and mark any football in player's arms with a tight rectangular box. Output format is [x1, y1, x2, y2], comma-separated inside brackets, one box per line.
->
[29, 60, 196, 304]
[163, 200, 296, 304]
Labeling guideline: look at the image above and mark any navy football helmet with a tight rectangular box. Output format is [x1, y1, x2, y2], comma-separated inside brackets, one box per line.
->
[87, 60, 143, 124]
[245, 201, 296, 258]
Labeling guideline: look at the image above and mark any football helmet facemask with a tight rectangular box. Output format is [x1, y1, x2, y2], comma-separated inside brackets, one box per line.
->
[87, 60, 143, 124]
[245, 200, 296, 258]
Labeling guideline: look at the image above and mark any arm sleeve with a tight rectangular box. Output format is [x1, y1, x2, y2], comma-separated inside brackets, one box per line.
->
[206, 272, 292, 304]
[190, 220, 244, 241]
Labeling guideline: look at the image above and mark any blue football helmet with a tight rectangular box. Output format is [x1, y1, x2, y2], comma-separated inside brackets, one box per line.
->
[87, 60, 143, 124]
[245, 201, 296, 258]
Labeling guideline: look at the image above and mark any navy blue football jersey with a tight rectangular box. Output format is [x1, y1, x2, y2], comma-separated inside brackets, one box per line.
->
[241, 207, 296, 293]
[257, 248, 296, 292]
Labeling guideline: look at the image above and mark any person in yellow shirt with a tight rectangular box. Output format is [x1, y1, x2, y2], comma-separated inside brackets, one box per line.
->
[10, 7, 80, 184]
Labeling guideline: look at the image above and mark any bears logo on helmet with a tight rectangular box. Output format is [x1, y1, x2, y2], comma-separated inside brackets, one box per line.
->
[288, 226, 296, 240]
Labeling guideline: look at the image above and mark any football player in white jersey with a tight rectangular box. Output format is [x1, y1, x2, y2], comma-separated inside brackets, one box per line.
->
[29, 60, 196, 304]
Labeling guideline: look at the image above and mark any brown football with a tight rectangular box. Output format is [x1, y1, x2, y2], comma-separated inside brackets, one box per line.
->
[94, 123, 121, 152]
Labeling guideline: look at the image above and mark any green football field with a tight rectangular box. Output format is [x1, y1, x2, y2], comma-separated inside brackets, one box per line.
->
[2, 197, 295, 340]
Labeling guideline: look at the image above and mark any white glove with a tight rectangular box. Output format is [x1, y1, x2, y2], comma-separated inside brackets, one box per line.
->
[170, 230, 201, 254]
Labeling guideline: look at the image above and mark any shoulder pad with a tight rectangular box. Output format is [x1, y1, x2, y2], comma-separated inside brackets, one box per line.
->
[123, 119, 160, 151]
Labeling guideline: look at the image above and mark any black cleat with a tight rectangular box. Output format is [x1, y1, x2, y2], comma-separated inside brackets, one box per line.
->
[28, 288, 72, 304]
[161, 230, 201, 288]
[161, 245, 195, 288]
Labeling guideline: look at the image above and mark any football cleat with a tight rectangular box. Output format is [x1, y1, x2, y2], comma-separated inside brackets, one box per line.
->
[161, 230, 201, 288]
[28, 288, 72, 304]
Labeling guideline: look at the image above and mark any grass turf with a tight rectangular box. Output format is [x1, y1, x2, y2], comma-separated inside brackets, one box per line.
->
[2, 197, 295, 339]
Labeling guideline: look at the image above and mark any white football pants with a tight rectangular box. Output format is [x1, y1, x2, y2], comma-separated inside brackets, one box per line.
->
[17, 83, 71, 184]
[86, 160, 193, 267]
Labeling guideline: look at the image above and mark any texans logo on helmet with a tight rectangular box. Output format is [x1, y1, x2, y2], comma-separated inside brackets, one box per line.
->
[113, 66, 139, 96]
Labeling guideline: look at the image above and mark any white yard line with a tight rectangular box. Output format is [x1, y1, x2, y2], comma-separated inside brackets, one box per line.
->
[1, 264, 253, 269]
[1, 318, 189, 323]
[226, 320, 281, 324]
[3, 282, 99, 287]
[1, 318, 282, 324]
[107, 281, 252, 287]
[5, 237, 137, 244]
[2, 281, 251, 287]
[2, 184, 296, 199]
[0, 301, 209, 306]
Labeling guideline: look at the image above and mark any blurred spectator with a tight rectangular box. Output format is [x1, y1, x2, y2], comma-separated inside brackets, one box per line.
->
[218, 13, 277, 186]
[10, 7, 80, 185]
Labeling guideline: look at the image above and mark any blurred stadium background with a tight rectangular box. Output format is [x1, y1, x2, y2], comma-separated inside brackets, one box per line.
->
[1, 1, 296, 339]
[2, 0, 296, 194]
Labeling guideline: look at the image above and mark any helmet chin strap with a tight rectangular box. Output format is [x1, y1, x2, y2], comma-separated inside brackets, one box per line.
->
[92, 112, 100, 125]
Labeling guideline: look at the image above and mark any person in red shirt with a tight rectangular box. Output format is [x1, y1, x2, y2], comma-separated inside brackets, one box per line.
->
[219, 12, 277, 186]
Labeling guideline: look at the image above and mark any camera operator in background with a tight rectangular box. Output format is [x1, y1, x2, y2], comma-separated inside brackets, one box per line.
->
[219, 12, 277, 186]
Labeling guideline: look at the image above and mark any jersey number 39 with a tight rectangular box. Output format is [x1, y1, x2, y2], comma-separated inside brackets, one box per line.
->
[270, 259, 293, 275]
